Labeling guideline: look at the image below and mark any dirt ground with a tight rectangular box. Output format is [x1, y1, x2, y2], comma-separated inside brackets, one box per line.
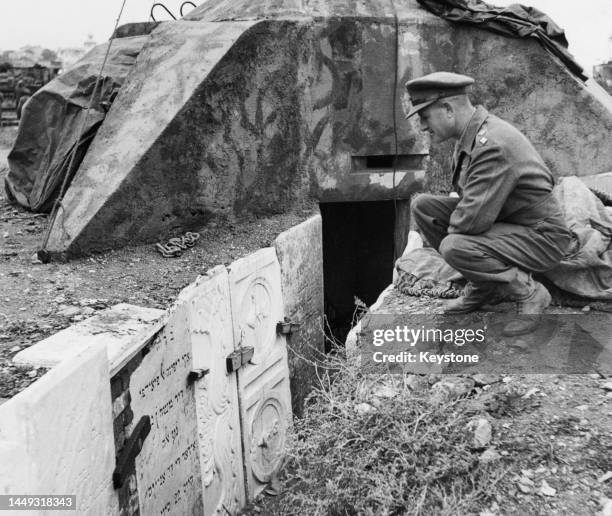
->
[0, 126, 314, 400]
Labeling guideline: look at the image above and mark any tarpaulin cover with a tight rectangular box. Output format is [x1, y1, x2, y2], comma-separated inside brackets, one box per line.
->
[416, 0, 586, 81]
[4, 36, 148, 212]
[545, 177, 612, 299]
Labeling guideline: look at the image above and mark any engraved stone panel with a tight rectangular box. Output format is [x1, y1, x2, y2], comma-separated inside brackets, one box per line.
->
[128, 301, 203, 516]
[274, 215, 324, 416]
[228, 248, 292, 499]
[179, 266, 246, 515]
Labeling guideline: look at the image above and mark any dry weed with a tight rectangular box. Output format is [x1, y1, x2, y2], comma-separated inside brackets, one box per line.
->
[270, 346, 507, 515]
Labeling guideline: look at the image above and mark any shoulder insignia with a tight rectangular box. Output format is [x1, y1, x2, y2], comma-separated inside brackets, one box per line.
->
[479, 137, 488, 145]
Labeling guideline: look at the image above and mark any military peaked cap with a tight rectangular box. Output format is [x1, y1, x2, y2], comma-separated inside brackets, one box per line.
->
[405, 72, 474, 118]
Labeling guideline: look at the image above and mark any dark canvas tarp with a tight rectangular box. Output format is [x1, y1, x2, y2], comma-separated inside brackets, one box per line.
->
[416, 0, 586, 81]
[4, 36, 148, 212]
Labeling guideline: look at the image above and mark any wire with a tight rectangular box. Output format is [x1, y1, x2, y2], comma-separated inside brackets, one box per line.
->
[150, 2, 177, 22]
[180, 1, 197, 17]
[390, 0, 400, 261]
[40, 0, 129, 256]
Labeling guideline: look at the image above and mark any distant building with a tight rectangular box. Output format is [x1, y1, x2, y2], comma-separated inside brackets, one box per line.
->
[55, 35, 98, 69]
[1, 46, 62, 72]
[0, 33, 99, 71]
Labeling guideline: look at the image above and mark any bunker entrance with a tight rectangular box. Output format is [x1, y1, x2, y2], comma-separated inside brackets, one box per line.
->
[321, 200, 398, 346]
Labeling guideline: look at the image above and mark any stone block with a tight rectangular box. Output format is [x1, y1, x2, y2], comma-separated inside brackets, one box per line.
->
[396, 15, 612, 183]
[45, 20, 259, 256]
[13, 304, 165, 375]
[274, 215, 325, 416]
[228, 248, 292, 500]
[127, 298, 203, 516]
[0, 439, 29, 495]
[178, 266, 246, 514]
[0, 345, 119, 514]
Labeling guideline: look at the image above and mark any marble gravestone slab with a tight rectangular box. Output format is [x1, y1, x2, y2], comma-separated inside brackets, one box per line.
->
[228, 248, 292, 500]
[180, 266, 246, 515]
[0, 346, 118, 514]
[128, 301, 203, 516]
[274, 215, 324, 416]
[13, 304, 165, 375]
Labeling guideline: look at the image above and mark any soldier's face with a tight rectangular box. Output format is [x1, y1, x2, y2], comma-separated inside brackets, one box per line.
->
[418, 103, 454, 143]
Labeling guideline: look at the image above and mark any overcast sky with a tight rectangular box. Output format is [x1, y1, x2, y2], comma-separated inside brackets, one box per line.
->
[0, 0, 610, 72]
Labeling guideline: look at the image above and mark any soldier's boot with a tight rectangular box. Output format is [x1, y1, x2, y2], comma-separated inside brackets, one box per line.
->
[444, 282, 501, 315]
[502, 273, 551, 337]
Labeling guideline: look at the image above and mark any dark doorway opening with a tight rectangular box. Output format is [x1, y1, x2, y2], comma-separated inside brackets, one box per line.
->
[320, 200, 396, 348]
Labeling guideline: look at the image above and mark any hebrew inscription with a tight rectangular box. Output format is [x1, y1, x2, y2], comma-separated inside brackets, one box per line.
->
[129, 303, 203, 516]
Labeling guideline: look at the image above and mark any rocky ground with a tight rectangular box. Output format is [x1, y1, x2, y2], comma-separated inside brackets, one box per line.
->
[0, 127, 314, 401]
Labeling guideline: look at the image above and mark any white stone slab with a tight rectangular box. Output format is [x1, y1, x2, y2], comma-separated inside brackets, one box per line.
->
[179, 266, 246, 515]
[13, 303, 166, 375]
[274, 215, 325, 415]
[274, 215, 323, 317]
[228, 248, 292, 500]
[129, 298, 203, 516]
[0, 345, 119, 514]
[0, 439, 30, 495]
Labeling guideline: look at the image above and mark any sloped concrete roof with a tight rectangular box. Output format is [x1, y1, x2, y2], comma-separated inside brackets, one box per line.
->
[185, 0, 422, 20]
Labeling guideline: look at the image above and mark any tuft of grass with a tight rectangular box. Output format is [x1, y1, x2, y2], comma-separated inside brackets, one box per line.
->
[263, 348, 508, 516]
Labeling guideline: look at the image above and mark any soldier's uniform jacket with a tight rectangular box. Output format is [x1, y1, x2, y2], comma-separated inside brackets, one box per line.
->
[449, 105, 568, 236]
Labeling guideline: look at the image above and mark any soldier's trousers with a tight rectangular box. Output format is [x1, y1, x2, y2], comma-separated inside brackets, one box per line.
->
[411, 194, 572, 293]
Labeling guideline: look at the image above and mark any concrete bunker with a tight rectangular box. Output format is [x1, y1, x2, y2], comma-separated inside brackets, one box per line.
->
[7, 0, 612, 261]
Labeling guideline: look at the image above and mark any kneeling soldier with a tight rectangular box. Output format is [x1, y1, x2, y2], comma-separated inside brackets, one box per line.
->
[405, 72, 572, 326]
